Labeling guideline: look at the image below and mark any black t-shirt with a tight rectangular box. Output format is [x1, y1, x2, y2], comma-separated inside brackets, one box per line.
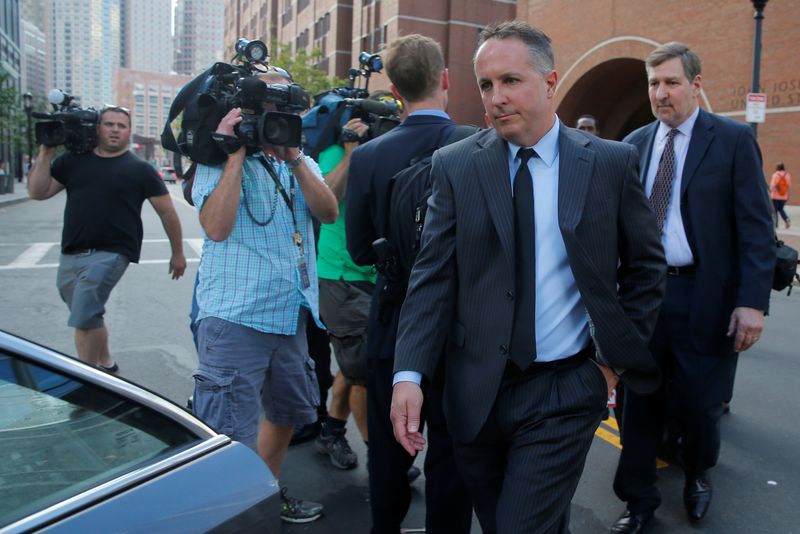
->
[52, 151, 168, 263]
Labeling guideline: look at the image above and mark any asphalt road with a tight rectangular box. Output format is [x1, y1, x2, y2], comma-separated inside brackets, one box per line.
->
[1, 186, 799, 533]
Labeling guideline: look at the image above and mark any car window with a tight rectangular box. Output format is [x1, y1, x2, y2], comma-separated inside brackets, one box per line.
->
[0, 351, 201, 528]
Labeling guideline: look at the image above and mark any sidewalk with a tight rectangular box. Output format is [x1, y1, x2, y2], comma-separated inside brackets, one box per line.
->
[0, 180, 30, 208]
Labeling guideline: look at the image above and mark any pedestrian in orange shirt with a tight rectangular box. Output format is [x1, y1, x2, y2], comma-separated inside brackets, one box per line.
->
[771, 162, 792, 228]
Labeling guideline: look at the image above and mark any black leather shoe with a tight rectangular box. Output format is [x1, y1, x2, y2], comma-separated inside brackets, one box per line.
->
[610, 509, 653, 534]
[684, 476, 712, 521]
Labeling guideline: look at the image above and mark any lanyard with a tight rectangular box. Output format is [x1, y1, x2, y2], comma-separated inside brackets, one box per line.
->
[256, 155, 304, 256]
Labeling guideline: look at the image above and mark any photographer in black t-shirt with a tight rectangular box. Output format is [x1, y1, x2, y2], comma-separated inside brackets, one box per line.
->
[28, 106, 186, 372]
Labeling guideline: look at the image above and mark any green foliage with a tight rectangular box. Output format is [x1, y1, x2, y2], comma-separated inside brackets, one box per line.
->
[0, 72, 48, 155]
[268, 41, 346, 98]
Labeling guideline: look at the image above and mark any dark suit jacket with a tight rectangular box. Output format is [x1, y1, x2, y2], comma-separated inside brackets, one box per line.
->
[345, 113, 457, 360]
[625, 109, 775, 354]
[394, 123, 666, 443]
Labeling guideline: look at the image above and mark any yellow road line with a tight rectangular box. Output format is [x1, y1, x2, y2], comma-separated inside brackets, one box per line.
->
[595, 417, 669, 468]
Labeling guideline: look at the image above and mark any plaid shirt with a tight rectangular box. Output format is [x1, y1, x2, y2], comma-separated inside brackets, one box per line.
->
[193, 154, 324, 335]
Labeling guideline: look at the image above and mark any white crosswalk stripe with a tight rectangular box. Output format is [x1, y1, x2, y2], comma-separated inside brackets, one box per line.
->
[6, 242, 57, 268]
[0, 239, 203, 270]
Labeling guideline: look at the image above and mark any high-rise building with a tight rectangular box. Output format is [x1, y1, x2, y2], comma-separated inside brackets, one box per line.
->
[44, 0, 122, 108]
[174, 0, 225, 76]
[1, 0, 22, 180]
[20, 0, 44, 33]
[20, 18, 45, 97]
[122, 0, 173, 74]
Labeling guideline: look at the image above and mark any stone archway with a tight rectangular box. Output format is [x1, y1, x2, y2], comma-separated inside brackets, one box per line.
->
[557, 57, 652, 141]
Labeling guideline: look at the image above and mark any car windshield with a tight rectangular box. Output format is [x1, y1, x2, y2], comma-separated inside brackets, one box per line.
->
[0, 352, 201, 528]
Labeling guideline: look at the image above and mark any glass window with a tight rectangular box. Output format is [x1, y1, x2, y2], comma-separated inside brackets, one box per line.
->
[0, 352, 201, 529]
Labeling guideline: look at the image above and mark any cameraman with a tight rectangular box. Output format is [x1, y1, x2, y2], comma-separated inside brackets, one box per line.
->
[191, 68, 337, 524]
[28, 106, 186, 372]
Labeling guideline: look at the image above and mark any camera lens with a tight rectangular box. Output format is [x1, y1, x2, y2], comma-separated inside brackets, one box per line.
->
[263, 116, 290, 145]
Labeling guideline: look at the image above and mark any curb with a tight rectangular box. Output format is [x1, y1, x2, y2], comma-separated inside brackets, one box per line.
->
[0, 196, 30, 208]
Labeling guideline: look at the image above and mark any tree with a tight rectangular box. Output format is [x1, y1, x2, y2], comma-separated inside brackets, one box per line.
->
[268, 41, 347, 98]
[0, 73, 27, 153]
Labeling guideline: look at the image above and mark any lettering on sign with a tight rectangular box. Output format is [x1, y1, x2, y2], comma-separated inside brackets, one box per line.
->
[729, 79, 800, 109]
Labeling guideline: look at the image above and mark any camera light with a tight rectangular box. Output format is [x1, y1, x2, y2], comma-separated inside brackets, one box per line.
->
[359, 52, 383, 73]
[236, 38, 269, 63]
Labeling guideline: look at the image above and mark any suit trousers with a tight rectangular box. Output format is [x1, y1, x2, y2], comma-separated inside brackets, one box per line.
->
[366, 358, 472, 534]
[614, 273, 736, 513]
[452, 357, 608, 534]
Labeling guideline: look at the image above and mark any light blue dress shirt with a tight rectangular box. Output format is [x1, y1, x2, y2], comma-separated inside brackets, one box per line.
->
[395, 118, 590, 385]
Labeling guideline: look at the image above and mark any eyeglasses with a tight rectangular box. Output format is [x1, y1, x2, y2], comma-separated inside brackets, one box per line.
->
[101, 104, 131, 117]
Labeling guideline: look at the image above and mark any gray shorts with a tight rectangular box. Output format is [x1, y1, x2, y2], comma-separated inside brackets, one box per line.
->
[319, 278, 373, 386]
[192, 313, 320, 449]
[56, 251, 130, 329]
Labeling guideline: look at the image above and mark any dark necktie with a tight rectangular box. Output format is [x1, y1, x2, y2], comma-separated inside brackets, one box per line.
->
[509, 147, 537, 371]
[649, 128, 679, 232]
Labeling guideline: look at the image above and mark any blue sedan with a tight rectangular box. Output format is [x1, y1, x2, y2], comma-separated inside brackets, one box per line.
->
[0, 330, 280, 533]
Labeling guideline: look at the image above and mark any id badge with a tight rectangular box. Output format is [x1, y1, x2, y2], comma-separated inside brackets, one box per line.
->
[298, 255, 310, 289]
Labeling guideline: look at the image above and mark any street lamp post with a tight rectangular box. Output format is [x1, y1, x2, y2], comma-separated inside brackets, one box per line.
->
[750, 0, 768, 138]
[23, 92, 33, 182]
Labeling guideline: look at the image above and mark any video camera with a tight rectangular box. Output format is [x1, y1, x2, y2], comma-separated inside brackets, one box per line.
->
[302, 51, 401, 158]
[32, 89, 99, 154]
[200, 39, 310, 149]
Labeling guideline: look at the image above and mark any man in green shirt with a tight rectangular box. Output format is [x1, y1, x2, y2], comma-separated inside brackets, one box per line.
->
[315, 118, 373, 469]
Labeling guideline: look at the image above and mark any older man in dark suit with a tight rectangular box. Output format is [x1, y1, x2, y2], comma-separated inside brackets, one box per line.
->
[345, 33, 472, 534]
[390, 21, 666, 534]
[610, 43, 775, 533]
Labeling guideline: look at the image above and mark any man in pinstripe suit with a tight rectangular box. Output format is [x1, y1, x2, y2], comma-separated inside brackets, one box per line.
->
[390, 21, 666, 533]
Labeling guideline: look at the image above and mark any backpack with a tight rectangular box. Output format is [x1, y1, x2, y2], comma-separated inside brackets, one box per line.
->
[775, 172, 789, 197]
[774, 238, 799, 294]
[161, 62, 237, 166]
[376, 125, 480, 300]
[301, 92, 351, 161]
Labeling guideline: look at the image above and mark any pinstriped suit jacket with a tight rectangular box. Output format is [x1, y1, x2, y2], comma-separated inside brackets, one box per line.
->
[394, 123, 666, 443]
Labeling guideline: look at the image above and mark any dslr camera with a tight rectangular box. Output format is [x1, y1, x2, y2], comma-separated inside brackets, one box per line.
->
[201, 38, 310, 150]
[32, 89, 99, 154]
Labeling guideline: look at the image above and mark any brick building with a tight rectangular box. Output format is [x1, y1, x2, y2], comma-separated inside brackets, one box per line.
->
[223, 1, 797, 203]
[223, 0, 516, 126]
[518, 0, 800, 205]
[112, 68, 193, 166]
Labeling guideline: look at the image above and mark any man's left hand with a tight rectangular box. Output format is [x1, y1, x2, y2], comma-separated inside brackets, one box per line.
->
[169, 253, 186, 280]
[591, 361, 619, 399]
[727, 306, 765, 352]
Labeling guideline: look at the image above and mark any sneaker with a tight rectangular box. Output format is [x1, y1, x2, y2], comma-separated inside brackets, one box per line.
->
[786, 219, 792, 229]
[315, 427, 358, 469]
[280, 487, 323, 523]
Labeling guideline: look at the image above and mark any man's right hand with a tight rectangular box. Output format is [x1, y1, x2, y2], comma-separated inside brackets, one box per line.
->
[216, 107, 243, 137]
[341, 118, 369, 153]
[390, 381, 427, 456]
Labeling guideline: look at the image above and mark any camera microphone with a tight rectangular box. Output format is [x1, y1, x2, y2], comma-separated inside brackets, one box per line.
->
[346, 98, 398, 117]
[48, 88, 66, 106]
